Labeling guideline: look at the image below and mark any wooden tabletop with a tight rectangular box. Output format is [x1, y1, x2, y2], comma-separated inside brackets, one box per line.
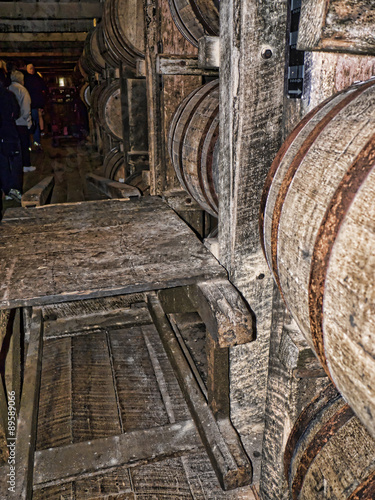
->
[0, 197, 226, 309]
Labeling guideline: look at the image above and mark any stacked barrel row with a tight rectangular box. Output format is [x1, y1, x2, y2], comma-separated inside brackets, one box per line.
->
[260, 77, 375, 496]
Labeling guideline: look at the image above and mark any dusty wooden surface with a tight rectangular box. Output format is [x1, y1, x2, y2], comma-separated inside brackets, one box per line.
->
[21, 176, 55, 208]
[0, 197, 226, 309]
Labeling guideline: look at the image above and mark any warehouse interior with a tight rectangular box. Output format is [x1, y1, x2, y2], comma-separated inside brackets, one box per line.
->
[0, 0, 375, 499]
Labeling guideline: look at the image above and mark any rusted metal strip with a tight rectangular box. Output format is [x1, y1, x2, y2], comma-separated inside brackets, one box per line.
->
[270, 80, 375, 290]
[284, 383, 339, 480]
[348, 469, 375, 500]
[308, 132, 375, 372]
[291, 403, 355, 499]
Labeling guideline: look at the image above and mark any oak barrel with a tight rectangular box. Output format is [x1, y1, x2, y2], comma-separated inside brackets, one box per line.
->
[168, 0, 219, 47]
[91, 81, 123, 141]
[285, 384, 375, 499]
[103, 0, 145, 67]
[79, 83, 91, 108]
[168, 79, 219, 217]
[260, 78, 375, 436]
[83, 27, 106, 74]
[103, 147, 126, 182]
[97, 22, 121, 68]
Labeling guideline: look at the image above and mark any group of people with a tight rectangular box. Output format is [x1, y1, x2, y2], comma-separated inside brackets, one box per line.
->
[0, 60, 48, 213]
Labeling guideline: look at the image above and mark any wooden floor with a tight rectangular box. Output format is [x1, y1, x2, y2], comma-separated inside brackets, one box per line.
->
[32, 296, 255, 499]
[0, 137, 258, 499]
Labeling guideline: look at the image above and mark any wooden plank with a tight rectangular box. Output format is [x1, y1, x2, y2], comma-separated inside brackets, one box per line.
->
[0, 20, 96, 33]
[85, 173, 141, 199]
[157, 55, 218, 76]
[71, 332, 121, 442]
[34, 420, 201, 485]
[35, 337, 72, 450]
[0, 197, 227, 309]
[0, 33, 88, 42]
[109, 326, 170, 430]
[14, 308, 43, 499]
[130, 457, 193, 498]
[219, 0, 289, 481]
[43, 304, 152, 339]
[21, 176, 54, 208]
[147, 294, 252, 491]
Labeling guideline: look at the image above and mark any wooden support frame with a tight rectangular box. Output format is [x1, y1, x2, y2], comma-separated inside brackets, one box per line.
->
[157, 54, 218, 76]
[14, 308, 43, 499]
[85, 173, 141, 199]
[33, 420, 202, 486]
[148, 291, 253, 490]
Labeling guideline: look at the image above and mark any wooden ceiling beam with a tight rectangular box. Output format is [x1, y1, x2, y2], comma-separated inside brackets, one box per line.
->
[0, 2, 102, 20]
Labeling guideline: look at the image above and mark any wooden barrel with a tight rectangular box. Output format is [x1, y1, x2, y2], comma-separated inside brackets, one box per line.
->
[103, 0, 145, 67]
[79, 82, 91, 108]
[83, 27, 106, 74]
[91, 81, 123, 141]
[168, 0, 219, 47]
[78, 54, 90, 79]
[103, 148, 150, 195]
[103, 147, 126, 181]
[260, 78, 375, 436]
[97, 22, 121, 68]
[168, 79, 219, 217]
[285, 384, 375, 499]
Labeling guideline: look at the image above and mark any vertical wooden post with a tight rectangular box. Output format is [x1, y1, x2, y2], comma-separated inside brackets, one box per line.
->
[219, 0, 289, 480]
[15, 308, 43, 499]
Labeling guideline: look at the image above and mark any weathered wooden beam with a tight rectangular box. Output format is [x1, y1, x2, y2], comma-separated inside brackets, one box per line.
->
[85, 173, 141, 199]
[298, 0, 375, 55]
[157, 55, 218, 76]
[0, 51, 83, 58]
[14, 308, 43, 499]
[0, 2, 102, 20]
[198, 36, 220, 69]
[0, 20, 95, 33]
[158, 280, 255, 348]
[43, 306, 152, 339]
[147, 293, 252, 491]
[33, 420, 202, 486]
[193, 279, 255, 348]
[219, 0, 289, 481]
[21, 176, 54, 208]
[0, 32, 88, 42]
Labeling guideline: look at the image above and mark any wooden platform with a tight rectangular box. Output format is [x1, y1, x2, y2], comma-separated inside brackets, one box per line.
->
[0, 197, 226, 309]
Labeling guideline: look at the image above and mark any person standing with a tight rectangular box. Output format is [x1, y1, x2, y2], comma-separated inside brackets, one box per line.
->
[23, 63, 48, 150]
[9, 70, 36, 173]
[0, 68, 23, 212]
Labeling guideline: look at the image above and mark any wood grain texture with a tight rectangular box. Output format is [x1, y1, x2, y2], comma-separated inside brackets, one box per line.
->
[36, 337, 72, 450]
[219, 0, 288, 479]
[21, 176, 54, 208]
[0, 197, 227, 308]
[71, 332, 121, 442]
[298, 0, 375, 55]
